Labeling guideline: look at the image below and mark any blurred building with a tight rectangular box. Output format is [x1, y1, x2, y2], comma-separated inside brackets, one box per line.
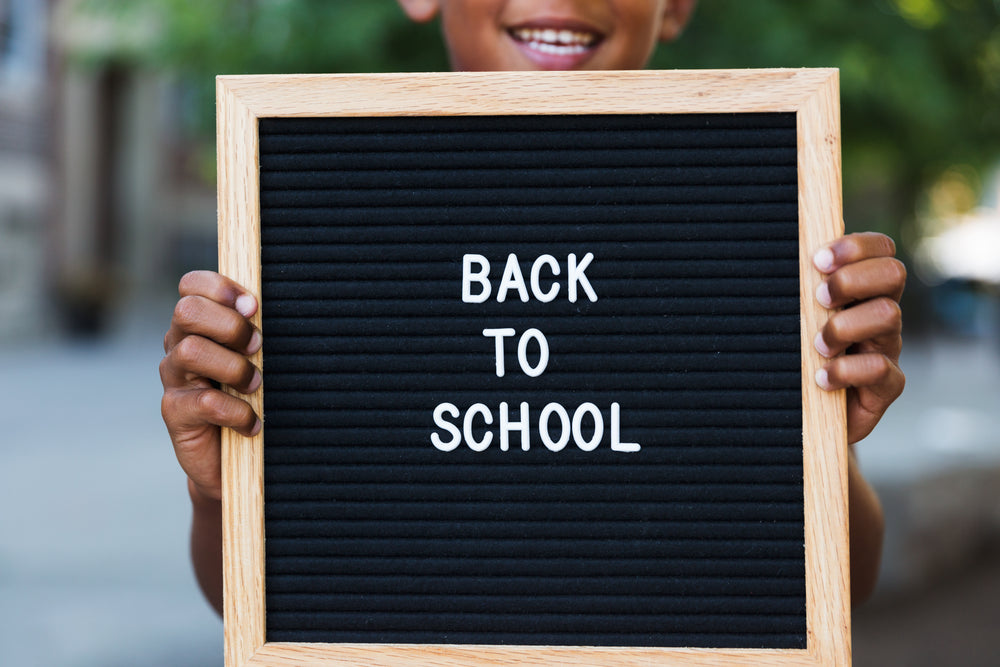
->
[0, 1, 217, 339]
[0, 0, 49, 339]
[49, 0, 217, 335]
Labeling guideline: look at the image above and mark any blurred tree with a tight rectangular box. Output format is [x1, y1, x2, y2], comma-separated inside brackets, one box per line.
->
[656, 0, 1000, 246]
[76, 0, 1000, 247]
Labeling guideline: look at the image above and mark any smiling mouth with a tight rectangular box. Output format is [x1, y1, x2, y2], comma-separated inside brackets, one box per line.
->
[508, 26, 602, 56]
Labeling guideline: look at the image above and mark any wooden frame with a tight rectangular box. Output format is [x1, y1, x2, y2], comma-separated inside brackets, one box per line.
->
[218, 69, 849, 666]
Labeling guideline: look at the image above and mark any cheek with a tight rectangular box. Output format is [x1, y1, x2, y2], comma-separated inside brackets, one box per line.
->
[440, 7, 511, 71]
[608, 16, 662, 68]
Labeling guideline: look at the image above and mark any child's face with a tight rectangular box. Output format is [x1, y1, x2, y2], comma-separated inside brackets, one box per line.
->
[398, 0, 694, 72]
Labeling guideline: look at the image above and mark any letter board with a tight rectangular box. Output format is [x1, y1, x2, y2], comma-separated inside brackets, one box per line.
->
[218, 70, 850, 666]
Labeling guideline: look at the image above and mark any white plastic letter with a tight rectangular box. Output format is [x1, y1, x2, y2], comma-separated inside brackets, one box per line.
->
[463, 403, 494, 452]
[539, 402, 571, 452]
[610, 402, 641, 453]
[431, 403, 461, 451]
[496, 253, 529, 303]
[568, 252, 598, 303]
[530, 254, 560, 303]
[572, 402, 604, 451]
[482, 328, 515, 377]
[516, 328, 549, 377]
[499, 401, 530, 451]
[462, 254, 491, 303]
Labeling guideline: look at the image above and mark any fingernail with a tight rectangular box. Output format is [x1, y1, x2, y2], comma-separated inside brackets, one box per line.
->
[250, 418, 263, 436]
[815, 281, 832, 308]
[815, 368, 833, 391]
[814, 331, 833, 358]
[248, 369, 262, 393]
[813, 247, 835, 273]
[246, 329, 262, 355]
[235, 295, 256, 318]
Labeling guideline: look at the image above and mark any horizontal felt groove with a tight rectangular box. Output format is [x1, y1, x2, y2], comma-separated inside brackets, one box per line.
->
[262, 334, 800, 355]
[261, 315, 800, 337]
[265, 519, 802, 541]
[265, 592, 803, 616]
[264, 482, 802, 503]
[264, 536, 803, 559]
[263, 629, 804, 649]
[261, 165, 796, 190]
[260, 146, 798, 171]
[262, 258, 799, 281]
[262, 369, 800, 391]
[263, 460, 802, 479]
[264, 556, 803, 579]
[262, 449, 802, 468]
[263, 390, 802, 412]
[259, 114, 796, 135]
[265, 572, 803, 597]
[259, 127, 797, 154]
[263, 500, 803, 523]
[264, 610, 803, 635]
[261, 222, 798, 245]
[262, 297, 798, 318]
[260, 203, 797, 226]
[261, 239, 797, 262]
[261, 184, 798, 209]
[264, 406, 800, 428]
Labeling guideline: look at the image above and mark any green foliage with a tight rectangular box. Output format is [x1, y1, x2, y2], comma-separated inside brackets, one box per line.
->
[77, 0, 1000, 240]
[656, 0, 1000, 237]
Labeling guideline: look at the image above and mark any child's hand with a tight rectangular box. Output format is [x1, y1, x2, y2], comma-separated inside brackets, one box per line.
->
[160, 271, 262, 502]
[813, 232, 906, 444]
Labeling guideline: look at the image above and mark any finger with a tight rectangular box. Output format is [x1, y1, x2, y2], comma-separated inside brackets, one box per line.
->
[817, 257, 907, 309]
[165, 295, 261, 355]
[160, 335, 262, 394]
[814, 353, 905, 444]
[813, 232, 896, 275]
[815, 297, 902, 359]
[163, 387, 262, 439]
[179, 270, 258, 317]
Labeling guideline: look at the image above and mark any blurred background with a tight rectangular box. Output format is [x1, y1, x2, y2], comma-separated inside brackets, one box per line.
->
[1, 0, 998, 664]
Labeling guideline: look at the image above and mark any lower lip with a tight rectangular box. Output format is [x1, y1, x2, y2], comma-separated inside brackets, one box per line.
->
[509, 34, 598, 70]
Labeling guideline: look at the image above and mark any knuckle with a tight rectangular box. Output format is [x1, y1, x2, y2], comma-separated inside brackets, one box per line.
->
[872, 297, 902, 327]
[177, 271, 200, 295]
[866, 354, 892, 381]
[874, 233, 896, 257]
[194, 389, 223, 420]
[158, 355, 172, 384]
[173, 295, 203, 330]
[888, 258, 908, 287]
[172, 335, 205, 368]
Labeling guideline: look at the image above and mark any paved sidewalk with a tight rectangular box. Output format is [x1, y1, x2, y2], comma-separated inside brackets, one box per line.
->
[0, 304, 222, 667]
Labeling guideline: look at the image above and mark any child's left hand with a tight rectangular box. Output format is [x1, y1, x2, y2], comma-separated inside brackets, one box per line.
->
[812, 232, 906, 444]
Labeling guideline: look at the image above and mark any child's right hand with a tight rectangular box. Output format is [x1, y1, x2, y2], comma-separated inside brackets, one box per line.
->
[160, 271, 262, 502]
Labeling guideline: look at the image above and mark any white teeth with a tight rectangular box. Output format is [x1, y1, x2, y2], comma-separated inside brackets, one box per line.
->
[512, 27, 598, 48]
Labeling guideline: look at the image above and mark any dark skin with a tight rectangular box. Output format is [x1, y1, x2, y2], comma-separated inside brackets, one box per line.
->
[162, 1, 904, 614]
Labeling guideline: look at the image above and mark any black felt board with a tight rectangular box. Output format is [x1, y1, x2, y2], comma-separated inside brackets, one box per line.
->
[258, 113, 805, 648]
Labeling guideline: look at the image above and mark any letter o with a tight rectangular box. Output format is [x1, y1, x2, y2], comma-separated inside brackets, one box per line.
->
[539, 403, 571, 452]
[517, 328, 549, 377]
[572, 403, 604, 452]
